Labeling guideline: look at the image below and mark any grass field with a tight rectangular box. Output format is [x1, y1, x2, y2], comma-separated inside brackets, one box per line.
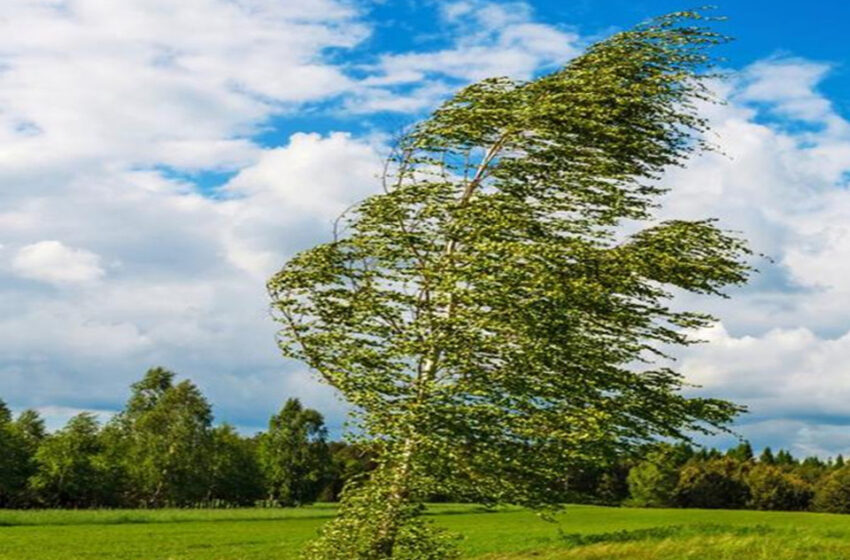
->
[4, 504, 850, 559]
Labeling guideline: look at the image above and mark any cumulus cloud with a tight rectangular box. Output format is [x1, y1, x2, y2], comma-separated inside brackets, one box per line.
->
[222, 131, 384, 277]
[643, 57, 850, 453]
[0, 0, 367, 177]
[348, 0, 580, 113]
[11, 241, 105, 285]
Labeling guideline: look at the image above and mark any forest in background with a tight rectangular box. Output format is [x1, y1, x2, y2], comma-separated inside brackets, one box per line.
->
[3, 368, 850, 514]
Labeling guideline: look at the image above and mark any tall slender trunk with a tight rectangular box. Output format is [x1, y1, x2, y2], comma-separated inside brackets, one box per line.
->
[370, 436, 416, 557]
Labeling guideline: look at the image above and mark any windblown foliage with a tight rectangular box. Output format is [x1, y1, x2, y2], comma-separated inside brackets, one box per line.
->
[269, 11, 752, 559]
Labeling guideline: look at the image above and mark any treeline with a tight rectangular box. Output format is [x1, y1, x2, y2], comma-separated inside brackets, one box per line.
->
[0, 368, 373, 508]
[7, 369, 850, 513]
[566, 442, 850, 513]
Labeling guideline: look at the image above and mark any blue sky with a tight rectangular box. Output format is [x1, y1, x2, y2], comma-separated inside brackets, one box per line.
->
[1, 0, 850, 456]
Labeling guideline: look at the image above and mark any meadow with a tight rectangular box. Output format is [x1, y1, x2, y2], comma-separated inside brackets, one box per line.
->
[4, 504, 850, 559]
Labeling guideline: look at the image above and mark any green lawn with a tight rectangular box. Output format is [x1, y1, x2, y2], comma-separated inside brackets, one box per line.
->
[3, 504, 850, 559]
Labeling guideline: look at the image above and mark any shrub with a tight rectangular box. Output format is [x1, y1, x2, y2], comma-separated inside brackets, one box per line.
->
[813, 466, 850, 513]
[746, 464, 812, 511]
[674, 457, 750, 509]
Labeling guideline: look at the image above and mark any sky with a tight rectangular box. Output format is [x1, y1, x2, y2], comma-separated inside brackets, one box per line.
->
[1, 0, 849, 456]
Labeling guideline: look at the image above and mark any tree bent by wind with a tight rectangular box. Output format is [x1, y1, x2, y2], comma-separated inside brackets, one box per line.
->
[269, 11, 752, 560]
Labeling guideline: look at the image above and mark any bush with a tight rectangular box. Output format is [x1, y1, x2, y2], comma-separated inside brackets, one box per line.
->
[674, 457, 750, 509]
[813, 466, 850, 513]
[746, 464, 812, 511]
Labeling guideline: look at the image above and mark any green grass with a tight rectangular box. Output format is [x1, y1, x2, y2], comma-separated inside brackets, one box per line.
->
[4, 504, 850, 559]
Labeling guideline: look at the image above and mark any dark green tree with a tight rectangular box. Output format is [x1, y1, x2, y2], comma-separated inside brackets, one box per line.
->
[0, 400, 32, 507]
[835, 455, 845, 469]
[29, 413, 106, 507]
[321, 442, 378, 502]
[797, 456, 829, 485]
[674, 457, 750, 509]
[775, 450, 796, 466]
[759, 447, 775, 465]
[269, 11, 750, 559]
[726, 442, 754, 462]
[210, 424, 265, 505]
[258, 398, 330, 506]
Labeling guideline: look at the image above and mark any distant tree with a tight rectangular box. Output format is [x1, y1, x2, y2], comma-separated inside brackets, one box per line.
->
[594, 463, 631, 506]
[0, 400, 31, 507]
[258, 398, 330, 506]
[726, 441, 754, 462]
[759, 447, 775, 465]
[692, 447, 723, 462]
[115, 367, 214, 506]
[320, 442, 378, 502]
[13, 409, 46, 455]
[797, 456, 829, 485]
[29, 413, 106, 507]
[627, 444, 692, 507]
[836, 455, 845, 469]
[812, 466, 850, 513]
[94, 422, 130, 507]
[775, 449, 796, 466]
[745, 464, 812, 511]
[269, 11, 751, 558]
[209, 424, 264, 505]
[674, 457, 750, 509]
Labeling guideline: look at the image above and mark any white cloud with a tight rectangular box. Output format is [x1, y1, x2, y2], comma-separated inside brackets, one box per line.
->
[738, 58, 845, 134]
[639, 57, 850, 453]
[0, 0, 367, 177]
[222, 132, 384, 278]
[348, 0, 580, 113]
[681, 323, 850, 454]
[11, 241, 105, 285]
[226, 132, 382, 220]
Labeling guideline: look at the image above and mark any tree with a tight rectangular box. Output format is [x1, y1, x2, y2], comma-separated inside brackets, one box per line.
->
[813, 466, 850, 513]
[674, 457, 750, 509]
[745, 464, 812, 511]
[726, 442, 754, 462]
[210, 424, 265, 505]
[627, 444, 692, 507]
[268, 12, 750, 559]
[114, 367, 214, 506]
[258, 398, 330, 506]
[797, 456, 829, 484]
[29, 413, 106, 507]
[14, 409, 46, 456]
[759, 447, 776, 465]
[321, 442, 378, 502]
[775, 449, 796, 466]
[0, 400, 31, 507]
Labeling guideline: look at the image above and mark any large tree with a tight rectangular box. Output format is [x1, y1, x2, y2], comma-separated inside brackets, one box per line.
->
[269, 12, 751, 559]
[113, 367, 214, 506]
